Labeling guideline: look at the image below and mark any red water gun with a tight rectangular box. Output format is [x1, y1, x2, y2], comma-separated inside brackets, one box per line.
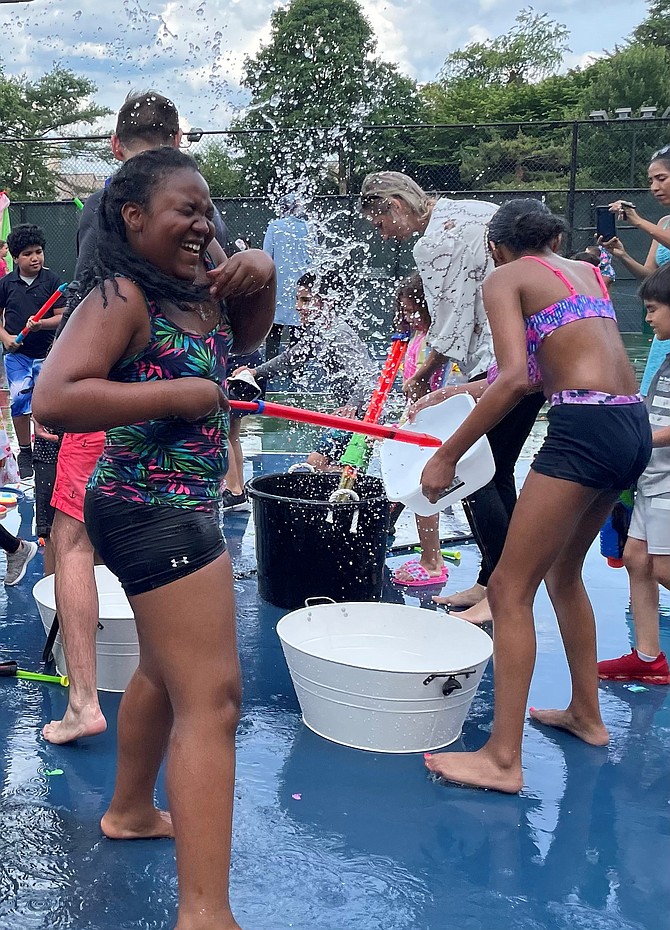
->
[15, 283, 68, 345]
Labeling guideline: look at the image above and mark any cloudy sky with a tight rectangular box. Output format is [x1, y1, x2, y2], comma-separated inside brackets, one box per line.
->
[0, 0, 651, 131]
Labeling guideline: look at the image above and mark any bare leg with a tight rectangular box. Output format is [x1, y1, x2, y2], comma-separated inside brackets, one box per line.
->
[103, 553, 243, 930]
[100, 662, 174, 840]
[13, 413, 31, 448]
[42, 537, 55, 576]
[626, 538, 661, 657]
[624, 538, 662, 657]
[224, 418, 245, 496]
[531, 491, 619, 743]
[393, 515, 444, 582]
[42, 511, 106, 744]
[425, 473, 614, 793]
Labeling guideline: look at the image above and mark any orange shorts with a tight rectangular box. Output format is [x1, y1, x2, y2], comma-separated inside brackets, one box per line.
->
[51, 431, 106, 523]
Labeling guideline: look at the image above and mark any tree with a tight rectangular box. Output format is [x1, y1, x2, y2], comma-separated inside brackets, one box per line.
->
[0, 66, 111, 200]
[230, 0, 422, 194]
[415, 9, 576, 192]
[632, 0, 670, 50]
[577, 43, 670, 116]
[458, 129, 571, 190]
[193, 140, 245, 196]
[574, 44, 670, 187]
[441, 8, 570, 85]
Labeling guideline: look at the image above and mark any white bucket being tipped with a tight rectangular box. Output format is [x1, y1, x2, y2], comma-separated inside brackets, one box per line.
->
[33, 566, 138, 693]
[380, 394, 495, 516]
[277, 601, 493, 753]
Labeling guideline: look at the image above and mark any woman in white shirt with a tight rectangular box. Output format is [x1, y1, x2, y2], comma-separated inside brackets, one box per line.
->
[361, 172, 544, 621]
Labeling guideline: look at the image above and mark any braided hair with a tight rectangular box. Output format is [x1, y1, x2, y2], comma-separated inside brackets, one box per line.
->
[79, 147, 212, 311]
[487, 198, 567, 254]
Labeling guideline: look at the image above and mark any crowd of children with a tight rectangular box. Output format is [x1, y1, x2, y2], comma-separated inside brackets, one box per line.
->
[1, 90, 669, 925]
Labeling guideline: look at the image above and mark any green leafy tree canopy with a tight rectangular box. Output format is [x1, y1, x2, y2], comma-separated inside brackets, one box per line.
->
[0, 66, 110, 200]
[193, 141, 244, 197]
[441, 8, 570, 86]
[232, 0, 422, 193]
[632, 0, 670, 49]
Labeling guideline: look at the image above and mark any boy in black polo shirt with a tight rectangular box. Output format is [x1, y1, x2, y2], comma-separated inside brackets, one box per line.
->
[0, 224, 65, 479]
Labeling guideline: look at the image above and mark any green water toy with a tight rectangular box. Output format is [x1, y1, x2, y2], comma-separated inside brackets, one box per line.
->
[339, 432, 371, 471]
[413, 546, 461, 564]
[0, 660, 68, 687]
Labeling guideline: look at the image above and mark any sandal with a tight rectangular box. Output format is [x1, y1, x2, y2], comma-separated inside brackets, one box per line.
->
[392, 558, 448, 588]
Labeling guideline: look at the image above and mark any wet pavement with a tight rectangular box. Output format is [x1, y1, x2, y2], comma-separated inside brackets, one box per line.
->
[0, 455, 668, 930]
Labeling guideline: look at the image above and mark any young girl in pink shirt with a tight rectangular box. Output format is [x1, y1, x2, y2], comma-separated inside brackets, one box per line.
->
[392, 274, 451, 587]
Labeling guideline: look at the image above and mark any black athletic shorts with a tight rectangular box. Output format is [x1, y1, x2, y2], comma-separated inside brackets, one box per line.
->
[84, 489, 226, 596]
[531, 401, 651, 491]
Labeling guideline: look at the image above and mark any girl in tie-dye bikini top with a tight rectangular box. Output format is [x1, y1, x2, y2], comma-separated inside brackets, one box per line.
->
[88, 285, 233, 511]
[488, 255, 641, 407]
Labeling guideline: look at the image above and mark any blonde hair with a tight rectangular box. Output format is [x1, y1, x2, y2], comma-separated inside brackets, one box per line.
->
[360, 171, 433, 219]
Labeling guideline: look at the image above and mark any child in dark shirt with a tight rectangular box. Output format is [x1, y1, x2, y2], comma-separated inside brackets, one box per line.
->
[0, 224, 65, 478]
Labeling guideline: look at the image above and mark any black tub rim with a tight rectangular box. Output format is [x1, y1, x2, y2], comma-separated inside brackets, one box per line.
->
[246, 472, 388, 510]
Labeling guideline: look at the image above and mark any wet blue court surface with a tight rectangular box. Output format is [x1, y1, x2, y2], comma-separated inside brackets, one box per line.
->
[0, 455, 668, 930]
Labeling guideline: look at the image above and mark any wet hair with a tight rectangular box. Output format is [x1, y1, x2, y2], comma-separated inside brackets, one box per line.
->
[7, 224, 46, 259]
[79, 147, 211, 311]
[297, 268, 346, 302]
[650, 143, 670, 170]
[394, 272, 430, 330]
[360, 171, 432, 218]
[115, 90, 180, 147]
[639, 264, 670, 305]
[487, 199, 566, 253]
[570, 250, 600, 267]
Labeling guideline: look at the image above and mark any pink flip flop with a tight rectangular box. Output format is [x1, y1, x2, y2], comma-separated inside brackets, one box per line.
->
[392, 558, 449, 588]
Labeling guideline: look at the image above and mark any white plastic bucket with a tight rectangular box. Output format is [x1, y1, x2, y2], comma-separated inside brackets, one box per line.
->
[380, 394, 496, 516]
[33, 566, 138, 693]
[277, 601, 493, 753]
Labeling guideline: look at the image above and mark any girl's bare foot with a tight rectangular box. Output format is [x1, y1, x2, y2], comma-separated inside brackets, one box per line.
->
[42, 705, 107, 745]
[529, 707, 609, 745]
[433, 582, 486, 610]
[440, 597, 492, 625]
[175, 911, 243, 930]
[424, 746, 523, 794]
[101, 807, 174, 840]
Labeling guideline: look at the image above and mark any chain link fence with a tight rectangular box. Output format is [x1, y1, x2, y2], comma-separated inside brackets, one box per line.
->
[4, 118, 670, 336]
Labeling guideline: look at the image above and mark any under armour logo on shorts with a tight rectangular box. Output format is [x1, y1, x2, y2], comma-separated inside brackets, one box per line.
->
[171, 556, 189, 568]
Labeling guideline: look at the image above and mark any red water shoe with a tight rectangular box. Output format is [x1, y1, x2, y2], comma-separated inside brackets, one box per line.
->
[597, 649, 670, 685]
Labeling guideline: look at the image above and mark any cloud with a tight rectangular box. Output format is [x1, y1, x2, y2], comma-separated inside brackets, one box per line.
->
[466, 25, 491, 44]
[562, 50, 608, 71]
[0, 0, 650, 128]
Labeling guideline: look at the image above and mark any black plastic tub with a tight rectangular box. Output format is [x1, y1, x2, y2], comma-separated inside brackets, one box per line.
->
[246, 472, 390, 609]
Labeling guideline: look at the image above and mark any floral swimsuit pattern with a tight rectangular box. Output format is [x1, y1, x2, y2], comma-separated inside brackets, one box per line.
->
[89, 290, 233, 511]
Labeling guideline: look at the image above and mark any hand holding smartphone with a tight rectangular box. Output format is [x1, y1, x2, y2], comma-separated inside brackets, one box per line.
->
[596, 206, 616, 240]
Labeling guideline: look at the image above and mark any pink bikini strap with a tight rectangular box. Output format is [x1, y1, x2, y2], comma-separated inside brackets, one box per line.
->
[592, 265, 610, 299]
[519, 255, 577, 295]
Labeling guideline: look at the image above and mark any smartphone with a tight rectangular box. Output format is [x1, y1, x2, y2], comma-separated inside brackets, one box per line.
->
[595, 206, 616, 240]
